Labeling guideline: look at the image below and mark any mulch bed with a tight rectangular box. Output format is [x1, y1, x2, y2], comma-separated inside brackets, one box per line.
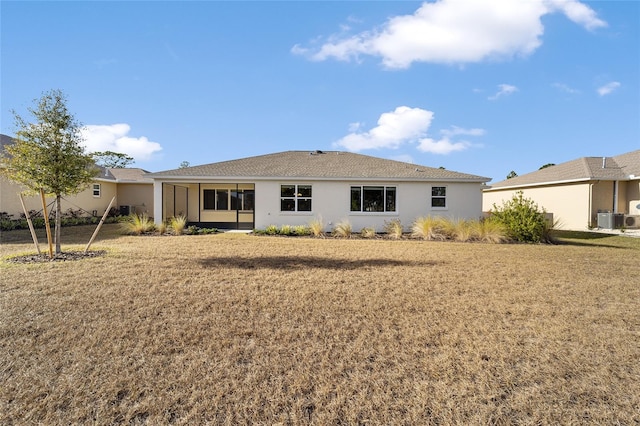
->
[5, 250, 107, 264]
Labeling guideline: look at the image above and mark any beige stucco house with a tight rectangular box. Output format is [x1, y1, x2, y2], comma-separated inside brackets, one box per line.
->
[147, 150, 491, 231]
[483, 150, 640, 230]
[1, 134, 153, 219]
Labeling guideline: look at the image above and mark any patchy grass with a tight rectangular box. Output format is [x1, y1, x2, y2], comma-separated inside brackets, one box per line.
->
[1, 226, 639, 425]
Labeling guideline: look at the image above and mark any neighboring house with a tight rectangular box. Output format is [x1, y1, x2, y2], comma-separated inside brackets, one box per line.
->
[146, 150, 491, 231]
[0, 134, 153, 218]
[483, 150, 640, 230]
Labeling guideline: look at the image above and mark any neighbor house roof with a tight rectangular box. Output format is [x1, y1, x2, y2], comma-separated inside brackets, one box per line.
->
[486, 149, 640, 191]
[147, 150, 490, 182]
[2, 133, 151, 184]
[106, 168, 153, 183]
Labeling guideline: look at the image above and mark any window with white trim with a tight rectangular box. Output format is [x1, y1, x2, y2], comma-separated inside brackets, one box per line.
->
[350, 186, 396, 212]
[431, 186, 446, 208]
[280, 184, 312, 212]
[92, 184, 101, 198]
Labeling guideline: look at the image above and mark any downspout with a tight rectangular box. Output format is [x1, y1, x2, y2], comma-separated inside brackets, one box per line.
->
[613, 180, 619, 213]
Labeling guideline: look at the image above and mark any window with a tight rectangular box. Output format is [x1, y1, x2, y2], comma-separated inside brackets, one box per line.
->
[281, 184, 312, 212]
[92, 184, 101, 197]
[431, 186, 446, 208]
[203, 188, 254, 211]
[350, 186, 396, 212]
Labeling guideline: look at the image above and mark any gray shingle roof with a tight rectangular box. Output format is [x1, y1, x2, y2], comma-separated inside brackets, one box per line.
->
[146, 150, 490, 182]
[486, 149, 640, 190]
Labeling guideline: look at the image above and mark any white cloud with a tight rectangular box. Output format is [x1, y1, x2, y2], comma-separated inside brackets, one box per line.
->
[417, 126, 485, 155]
[294, 0, 606, 68]
[488, 84, 518, 100]
[334, 106, 434, 151]
[417, 137, 470, 155]
[597, 81, 621, 96]
[553, 83, 580, 94]
[80, 124, 163, 162]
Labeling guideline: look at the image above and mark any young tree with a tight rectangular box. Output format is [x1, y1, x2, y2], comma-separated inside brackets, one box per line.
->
[92, 150, 134, 168]
[0, 89, 98, 254]
[506, 170, 518, 179]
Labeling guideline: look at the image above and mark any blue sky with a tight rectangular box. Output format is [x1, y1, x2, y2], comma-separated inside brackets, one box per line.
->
[1, 1, 638, 183]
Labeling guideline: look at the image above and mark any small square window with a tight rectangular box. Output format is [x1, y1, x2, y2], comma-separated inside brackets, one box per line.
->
[431, 186, 446, 208]
[92, 184, 101, 197]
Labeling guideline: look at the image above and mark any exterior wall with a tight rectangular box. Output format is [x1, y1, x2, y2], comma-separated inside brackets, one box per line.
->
[623, 179, 640, 215]
[255, 180, 485, 232]
[483, 183, 591, 230]
[0, 177, 117, 217]
[116, 183, 153, 215]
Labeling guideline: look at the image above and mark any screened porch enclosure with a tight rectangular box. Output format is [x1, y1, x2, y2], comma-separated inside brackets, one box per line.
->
[162, 183, 255, 230]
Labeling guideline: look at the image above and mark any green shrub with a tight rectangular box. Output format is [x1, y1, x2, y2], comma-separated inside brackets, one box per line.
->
[265, 225, 278, 235]
[279, 224, 293, 236]
[293, 225, 310, 236]
[490, 191, 552, 243]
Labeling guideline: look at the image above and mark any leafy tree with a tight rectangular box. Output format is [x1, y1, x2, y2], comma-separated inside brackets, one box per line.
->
[506, 170, 518, 179]
[92, 150, 134, 168]
[0, 89, 98, 254]
[490, 191, 552, 243]
[179, 161, 190, 168]
[539, 163, 555, 170]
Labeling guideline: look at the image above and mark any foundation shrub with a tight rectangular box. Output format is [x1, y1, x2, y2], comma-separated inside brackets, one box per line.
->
[293, 225, 310, 236]
[265, 225, 278, 235]
[490, 191, 551, 243]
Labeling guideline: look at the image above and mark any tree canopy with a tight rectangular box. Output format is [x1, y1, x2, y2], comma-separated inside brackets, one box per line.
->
[92, 150, 135, 168]
[1, 89, 98, 254]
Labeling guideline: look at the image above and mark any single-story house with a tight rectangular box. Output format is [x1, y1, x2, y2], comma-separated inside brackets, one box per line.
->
[0, 134, 153, 218]
[146, 150, 491, 231]
[482, 149, 640, 230]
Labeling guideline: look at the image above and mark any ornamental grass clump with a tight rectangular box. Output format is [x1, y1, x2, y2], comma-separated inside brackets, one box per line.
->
[332, 220, 352, 238]
[170, 215, 187, 236]
[411, 216, 446, 240]
[383, 219, 403, 239]
[360, 227, 376, 239]
[470, 218, 509, 244]
[308, 217, 325, 237]
[121, 213, 155, 235]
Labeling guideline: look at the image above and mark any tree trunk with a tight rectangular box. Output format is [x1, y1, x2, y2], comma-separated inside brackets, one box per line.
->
[55, 194, 62, 254]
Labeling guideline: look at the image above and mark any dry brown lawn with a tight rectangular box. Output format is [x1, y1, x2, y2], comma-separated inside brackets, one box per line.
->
[1, 225, 639, 425]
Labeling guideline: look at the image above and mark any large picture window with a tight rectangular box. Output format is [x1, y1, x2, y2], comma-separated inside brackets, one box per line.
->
[204, 188, 254, 211]
[281, 184, 312, 212]
[431, 186, 447, 208]
[350, 186, 396, 212]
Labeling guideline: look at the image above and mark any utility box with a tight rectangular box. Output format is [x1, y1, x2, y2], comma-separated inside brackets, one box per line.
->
[597, 212, 624, 229]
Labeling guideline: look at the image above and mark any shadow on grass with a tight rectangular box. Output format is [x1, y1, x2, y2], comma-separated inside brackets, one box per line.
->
[0, 223, 124, 245]
[551, 230, 639, 249]
[198, 256, 444, 271]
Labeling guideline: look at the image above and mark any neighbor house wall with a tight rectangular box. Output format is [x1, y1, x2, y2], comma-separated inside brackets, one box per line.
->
[0, 177, 117, 218]
[116, 183, 153, 215]
[483, 183, 590, 230]
[624, 179, 640, 215]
